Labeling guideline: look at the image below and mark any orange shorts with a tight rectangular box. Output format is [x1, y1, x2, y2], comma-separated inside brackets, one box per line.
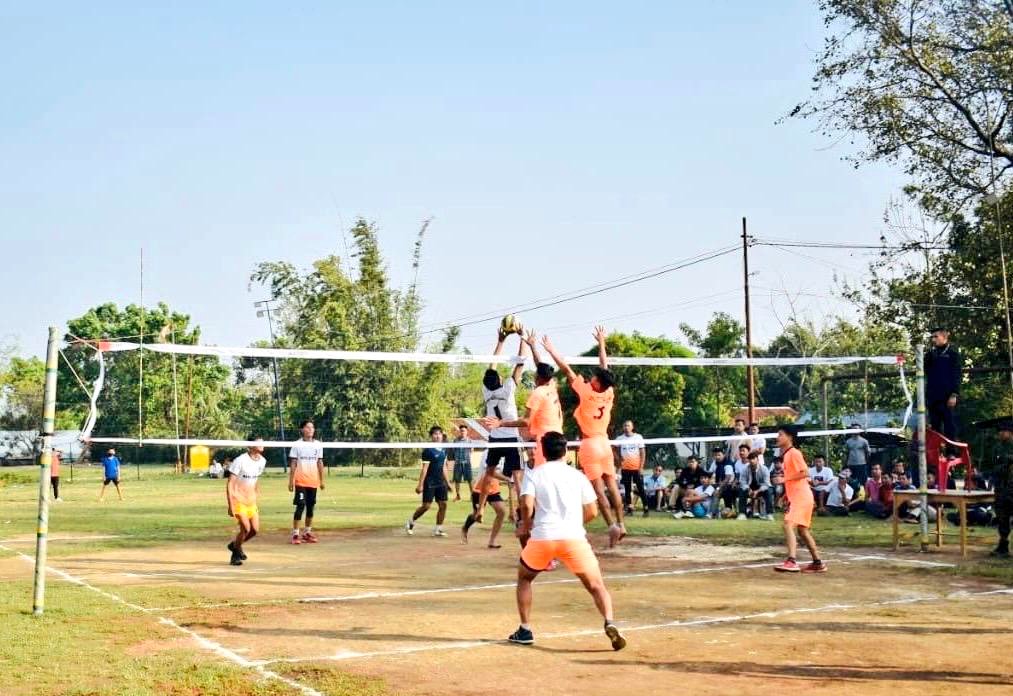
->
[784, 493, 814, 528]
[521, 538, 601, 576]
[578, 436, 613, 481]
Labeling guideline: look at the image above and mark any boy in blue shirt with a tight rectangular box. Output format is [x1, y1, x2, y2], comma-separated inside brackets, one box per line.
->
[99, 448, 124, 501]
[406, 426, 451, 537]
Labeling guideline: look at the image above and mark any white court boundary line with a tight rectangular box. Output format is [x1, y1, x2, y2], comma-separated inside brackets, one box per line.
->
[0, 544, 325, 696]
[142, 553, 956, 613]
[257, 588, 1013, 665]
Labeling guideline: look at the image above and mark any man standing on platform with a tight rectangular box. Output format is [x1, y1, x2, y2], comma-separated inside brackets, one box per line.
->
[925, 327, 962, 440]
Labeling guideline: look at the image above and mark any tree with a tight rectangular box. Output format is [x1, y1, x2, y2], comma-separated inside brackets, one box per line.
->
[790, 0, 1013, 214]
[0, 355, 46, 456]
[60, 302, 234, 461]
[679, 312, 749, 426]
[250, 218, 457, 465]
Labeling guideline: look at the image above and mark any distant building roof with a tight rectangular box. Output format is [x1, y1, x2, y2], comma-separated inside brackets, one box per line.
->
[730, 407, 800, 424]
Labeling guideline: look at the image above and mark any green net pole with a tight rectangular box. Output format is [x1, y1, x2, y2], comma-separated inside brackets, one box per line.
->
[33, 326, 60, 615]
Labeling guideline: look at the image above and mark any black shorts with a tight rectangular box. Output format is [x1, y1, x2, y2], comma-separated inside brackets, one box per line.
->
[470, 491, 504, 508]
[422, 484, 448, 504]
[103, 477, 119, 485]
[487, 437, 522, 476]
[293, 486, 318, 508]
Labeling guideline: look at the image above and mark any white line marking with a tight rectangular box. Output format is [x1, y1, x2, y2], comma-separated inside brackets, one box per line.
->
[0, 544, 324, 696]
[258, 589, 1013, 665]
[143, 553, 956, 613]
[0, 535, 123, 544]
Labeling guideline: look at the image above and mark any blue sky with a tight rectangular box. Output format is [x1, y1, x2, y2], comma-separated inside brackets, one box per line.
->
[1, 2, 904, 359]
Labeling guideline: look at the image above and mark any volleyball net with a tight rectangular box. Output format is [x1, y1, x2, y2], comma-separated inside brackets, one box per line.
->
[68, 340, 911, 454]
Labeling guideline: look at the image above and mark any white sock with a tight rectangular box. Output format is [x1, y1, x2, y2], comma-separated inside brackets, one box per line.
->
[292, 529, 299, 537]
[520, 623, 531, 630]
[305, 527, 312, 534]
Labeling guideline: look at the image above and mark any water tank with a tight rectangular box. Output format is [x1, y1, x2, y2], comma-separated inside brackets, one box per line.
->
[189, 445, 210, 472]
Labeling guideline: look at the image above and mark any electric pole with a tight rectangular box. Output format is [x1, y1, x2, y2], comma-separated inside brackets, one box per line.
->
[742, 217, 756, 425]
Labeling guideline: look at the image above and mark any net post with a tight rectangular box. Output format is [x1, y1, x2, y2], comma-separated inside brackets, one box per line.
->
[916, 346, 929, 551]
[32, 326, 60, 616]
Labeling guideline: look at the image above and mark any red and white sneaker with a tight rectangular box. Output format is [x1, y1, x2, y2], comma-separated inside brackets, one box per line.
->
[773, 558, 801, 573]
[301, 531, 319, 544]
[290, 534, 302, 545]
[801, 560, 828, 573]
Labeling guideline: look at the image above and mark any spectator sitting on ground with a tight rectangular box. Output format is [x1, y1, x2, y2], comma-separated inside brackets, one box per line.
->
[674, 471, 715, 519]
[701, 446, 724, 482]
[824, 470, 855, 516]
[892, 459, 909, 479]
[712, 448, 739, 518]
[642, 465, 667, 515]
[667, 456, 703, 511]
[894, 472, 920, 523]
[208, 459, 225, 479]
[864, 464, 890, 519]
[737, 452, 774, 520]
[808, 455, 835, 512]
[770, 456, 786, 510]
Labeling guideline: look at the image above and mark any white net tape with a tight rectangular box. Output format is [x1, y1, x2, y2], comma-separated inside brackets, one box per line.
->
[79, 342, 910, 448]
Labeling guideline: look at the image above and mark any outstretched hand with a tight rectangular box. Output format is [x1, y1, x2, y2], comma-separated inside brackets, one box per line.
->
[540, 335, 555, 352]
[593, 325, 607, 343]
[523, 328, 538, 346]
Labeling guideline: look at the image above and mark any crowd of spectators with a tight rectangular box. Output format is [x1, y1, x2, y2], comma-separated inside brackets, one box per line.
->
[615, 419, 937, 524]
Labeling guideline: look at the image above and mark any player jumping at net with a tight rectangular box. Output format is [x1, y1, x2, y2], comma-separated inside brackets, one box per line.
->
[472, 322, 527, 527]
[509, 431, 626, 650]
[407, 425, 452, 537]
[288, 419, 325, 545]
[462, 464, 511, 547]
[541, 328, 625, 547]
[774, 424, 827, 573]
[225, 435, 267, 566]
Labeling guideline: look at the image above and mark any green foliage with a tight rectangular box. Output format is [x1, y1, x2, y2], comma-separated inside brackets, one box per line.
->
[0, 355, 45, 430]
[60, 302, 234, 461]
[790, 0, 1013, 214]
[248, 218, 458, 464]
[679, 312, 749, 426]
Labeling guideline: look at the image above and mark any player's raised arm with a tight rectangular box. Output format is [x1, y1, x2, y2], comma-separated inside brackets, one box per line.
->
[511, 333, 528, 385]
[541, 335, 577, 382]
[593, 325, 609, 370]
[490, 329, 507, 370]
[524, 328, 544, 367]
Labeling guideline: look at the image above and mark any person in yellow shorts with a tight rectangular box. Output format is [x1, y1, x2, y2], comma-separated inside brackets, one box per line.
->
[225, 435, 267, 567]
[541, 327, 625, 547]
[509, 432, 626, 650]
[774, 425, 827, 574]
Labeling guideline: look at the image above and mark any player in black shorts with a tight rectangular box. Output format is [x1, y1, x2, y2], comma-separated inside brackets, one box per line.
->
[475, 327, 527, 521]
[406, 426, 452, 537]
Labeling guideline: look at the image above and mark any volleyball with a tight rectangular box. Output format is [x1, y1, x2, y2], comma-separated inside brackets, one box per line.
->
[500, 314, 521, 335]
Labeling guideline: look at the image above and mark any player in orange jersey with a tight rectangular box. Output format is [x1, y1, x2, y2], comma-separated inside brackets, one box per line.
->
[541, 327, 625, 548]
[774, 424, 827, 574]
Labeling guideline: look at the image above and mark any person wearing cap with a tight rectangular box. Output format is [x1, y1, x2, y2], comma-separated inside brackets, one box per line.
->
[925, 327, 962, 439]
[982, 417, 1013, 557]
[824, 470, 855, 516]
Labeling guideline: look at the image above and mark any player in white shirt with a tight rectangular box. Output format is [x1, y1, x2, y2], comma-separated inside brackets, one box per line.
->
[225, 435, 267, 566]
[475, 327, 528, 523]
[614, 421, 647, 515]
[508, 432, 627, 651]
[288, 420, 325, 544]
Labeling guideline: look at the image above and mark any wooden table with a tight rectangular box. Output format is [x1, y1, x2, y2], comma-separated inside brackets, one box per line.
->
[892, 490, 995, 558]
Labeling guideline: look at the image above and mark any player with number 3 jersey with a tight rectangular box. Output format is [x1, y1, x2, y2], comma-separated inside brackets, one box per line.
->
[541, 327, 626, 548]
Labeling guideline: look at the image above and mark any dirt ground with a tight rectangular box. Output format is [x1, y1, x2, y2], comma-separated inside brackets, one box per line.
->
[6, 529, 1013, 696]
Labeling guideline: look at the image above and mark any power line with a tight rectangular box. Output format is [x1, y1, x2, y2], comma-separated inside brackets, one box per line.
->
[753, 238, 948, 251]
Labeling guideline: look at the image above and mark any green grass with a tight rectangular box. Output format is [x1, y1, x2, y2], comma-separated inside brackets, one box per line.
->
[2, 463, 1011, 694]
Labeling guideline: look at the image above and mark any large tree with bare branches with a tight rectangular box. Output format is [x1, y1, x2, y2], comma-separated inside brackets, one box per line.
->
[790, 0, 1013, 214]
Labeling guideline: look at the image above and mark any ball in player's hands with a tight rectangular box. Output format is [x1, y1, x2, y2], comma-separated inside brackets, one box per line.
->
[500, 314, 520, 335]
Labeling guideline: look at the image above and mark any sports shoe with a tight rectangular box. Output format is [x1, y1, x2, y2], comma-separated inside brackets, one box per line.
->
[990, 544, 1010, 558]
[433, 528, 448, 537]
[736, 514, 747, 521]
[405, 519, 415, 536]
[229, 553, 243, 566]
[604, 622, 627, 651]
[290, 534, 302, 545]
[763, 514, 774, 521]
[301, 531, 319, 543]
[773, 558, 801, 573]
[508, 626, 534, 645]
[671, 511, 685, 519]
[801, 560, 828, 574]
[642, 509, 649, 518]
[227, 542, 248, 561]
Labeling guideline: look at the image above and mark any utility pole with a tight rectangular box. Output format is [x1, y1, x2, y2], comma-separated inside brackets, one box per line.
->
[255, 299, 287, 469]
[742, 217, 756, 425]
